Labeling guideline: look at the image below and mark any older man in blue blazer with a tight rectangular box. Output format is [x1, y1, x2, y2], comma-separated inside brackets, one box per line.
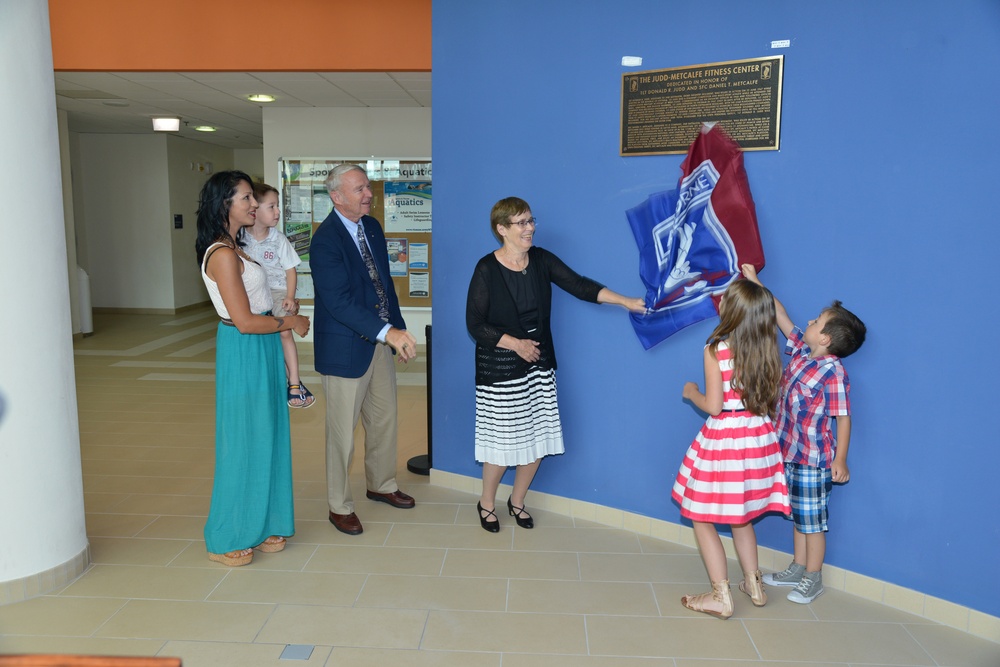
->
[310, 164, 418, 535]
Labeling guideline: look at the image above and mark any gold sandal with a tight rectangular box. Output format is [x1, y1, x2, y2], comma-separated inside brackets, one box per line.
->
[739, 569, 767, 607]
[681, 579, 733, 619]
[208, 548, 253, 567]
[254, 536, 287, 553]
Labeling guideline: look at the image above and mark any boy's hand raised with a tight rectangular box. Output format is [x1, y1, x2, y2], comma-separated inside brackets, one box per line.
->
[741, 263, 794, 337]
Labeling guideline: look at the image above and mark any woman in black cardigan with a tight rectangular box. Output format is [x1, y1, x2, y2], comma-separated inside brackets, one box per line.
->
[466, 197, 646, 532]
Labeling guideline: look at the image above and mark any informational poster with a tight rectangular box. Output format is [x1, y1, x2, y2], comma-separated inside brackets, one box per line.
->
[408, 242, 428, 269]
[387, 238, 408, 277]
[278, 158, 432, 306]
[280, 160, 342, 262]
[287, 185, 313, 223]
[285, 221, 312, 256]
[296, 272, 314, 300]
[312, 186, 333, 221]
[384, 182, 432, 232]
[409, 272, 429, 297]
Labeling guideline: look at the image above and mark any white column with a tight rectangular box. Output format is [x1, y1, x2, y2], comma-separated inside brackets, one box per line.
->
[0, 0, 89, 604]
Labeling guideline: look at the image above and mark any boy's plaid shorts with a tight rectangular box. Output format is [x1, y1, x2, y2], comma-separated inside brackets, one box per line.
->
[785, 462, 833, 534]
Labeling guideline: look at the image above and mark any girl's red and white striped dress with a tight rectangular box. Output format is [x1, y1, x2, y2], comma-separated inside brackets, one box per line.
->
[672, 342, 791, 524]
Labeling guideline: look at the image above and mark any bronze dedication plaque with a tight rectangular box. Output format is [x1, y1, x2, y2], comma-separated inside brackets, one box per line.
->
[621, 55, 783, 155]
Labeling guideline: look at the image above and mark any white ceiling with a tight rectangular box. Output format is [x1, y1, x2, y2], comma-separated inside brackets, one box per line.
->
[54, 71, 432, 150]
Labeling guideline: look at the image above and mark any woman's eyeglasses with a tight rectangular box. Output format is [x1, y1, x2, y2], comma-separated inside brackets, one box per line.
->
[507, 217, 537, 229]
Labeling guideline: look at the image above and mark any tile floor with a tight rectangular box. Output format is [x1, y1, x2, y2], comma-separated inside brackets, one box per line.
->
[1, 307, 997, 666]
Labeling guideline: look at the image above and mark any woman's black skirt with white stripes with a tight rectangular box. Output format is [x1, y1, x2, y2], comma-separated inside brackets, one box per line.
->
[475, 367, 565, 466]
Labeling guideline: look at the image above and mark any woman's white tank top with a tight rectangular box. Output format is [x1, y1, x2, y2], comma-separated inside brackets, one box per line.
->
[201, 242, 273, 318]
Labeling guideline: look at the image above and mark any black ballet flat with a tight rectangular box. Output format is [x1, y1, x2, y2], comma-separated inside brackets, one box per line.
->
[507, 496, 534, 529]
[477, 501, 500, 533]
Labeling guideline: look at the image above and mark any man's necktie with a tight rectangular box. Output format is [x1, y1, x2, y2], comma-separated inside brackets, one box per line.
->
[357, 223, 389, 322]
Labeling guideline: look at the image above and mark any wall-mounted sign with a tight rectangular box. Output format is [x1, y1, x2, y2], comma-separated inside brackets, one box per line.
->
[385, 182, 432, 233]
[621, 55, 783, 155]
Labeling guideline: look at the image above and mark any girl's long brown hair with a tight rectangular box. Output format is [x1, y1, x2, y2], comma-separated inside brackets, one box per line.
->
[707, 280, 781, 418]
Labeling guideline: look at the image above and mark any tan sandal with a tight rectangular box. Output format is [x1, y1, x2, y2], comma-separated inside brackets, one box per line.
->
[254, 535, 287, 553]
[739, 569, 767, 607]
[681, 579, 733, 619]
[208, 548, 253, 567]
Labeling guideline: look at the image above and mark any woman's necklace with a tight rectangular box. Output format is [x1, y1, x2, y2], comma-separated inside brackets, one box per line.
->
[504, 249, 529, 274]
[224, 240, 255, 264]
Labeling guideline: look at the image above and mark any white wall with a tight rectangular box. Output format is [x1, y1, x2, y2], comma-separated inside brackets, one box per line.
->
[72, 133, 236, 311]
[262, 107, 432, 187]
[69, 131, 88, 271]
[69, 107, 430, 313]
[166, 136, 234, 309]
[57, 109, 80, 334]
[234, 148, 265, 182]
[76, 134, 173, 309]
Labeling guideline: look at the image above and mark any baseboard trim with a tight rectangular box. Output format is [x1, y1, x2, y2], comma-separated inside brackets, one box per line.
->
[0, 544, 90, 606]
[429, 468, 1000, 644]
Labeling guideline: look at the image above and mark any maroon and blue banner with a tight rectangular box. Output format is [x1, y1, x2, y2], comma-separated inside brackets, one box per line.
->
[628, 124, 765, 350]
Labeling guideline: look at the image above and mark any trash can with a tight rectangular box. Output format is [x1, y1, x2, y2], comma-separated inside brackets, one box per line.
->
[77, 266, 93, 335]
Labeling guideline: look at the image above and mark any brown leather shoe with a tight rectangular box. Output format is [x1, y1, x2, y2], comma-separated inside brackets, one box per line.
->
[328, 511, 363, 535]
[366, 489, 415, 509]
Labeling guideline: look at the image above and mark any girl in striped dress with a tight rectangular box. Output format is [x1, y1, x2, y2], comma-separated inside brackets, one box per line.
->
[672, 278, 791, 619]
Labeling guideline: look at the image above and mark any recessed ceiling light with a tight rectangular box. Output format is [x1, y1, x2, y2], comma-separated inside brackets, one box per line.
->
[193, 126, 217, 132]
[247, 94, 275, 103]
[152, 117, 180, 131]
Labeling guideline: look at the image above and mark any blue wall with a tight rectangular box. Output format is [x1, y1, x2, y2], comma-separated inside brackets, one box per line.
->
[431, 0, 1000, 617]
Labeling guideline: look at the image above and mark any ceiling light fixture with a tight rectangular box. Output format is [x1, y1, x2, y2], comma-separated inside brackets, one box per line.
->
[152, 117, 180, 131]
[193, 126, 217, 132]
[247, 94, 276, 103]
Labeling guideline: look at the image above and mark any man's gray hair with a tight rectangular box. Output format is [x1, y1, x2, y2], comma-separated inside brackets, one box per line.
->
[324, 163, 367, 194]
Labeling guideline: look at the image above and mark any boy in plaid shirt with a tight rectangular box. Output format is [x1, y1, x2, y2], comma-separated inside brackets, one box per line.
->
[742, 264, 866, 604]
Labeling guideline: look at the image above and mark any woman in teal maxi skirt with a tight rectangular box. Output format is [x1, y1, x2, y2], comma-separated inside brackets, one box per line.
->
[196, 170, 311, 566]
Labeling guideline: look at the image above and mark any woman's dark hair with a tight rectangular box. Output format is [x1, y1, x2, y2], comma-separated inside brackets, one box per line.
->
[195, 170, 253, 265]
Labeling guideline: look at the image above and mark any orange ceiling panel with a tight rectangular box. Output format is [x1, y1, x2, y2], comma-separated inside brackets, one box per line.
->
[49, 0, 430, 71]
